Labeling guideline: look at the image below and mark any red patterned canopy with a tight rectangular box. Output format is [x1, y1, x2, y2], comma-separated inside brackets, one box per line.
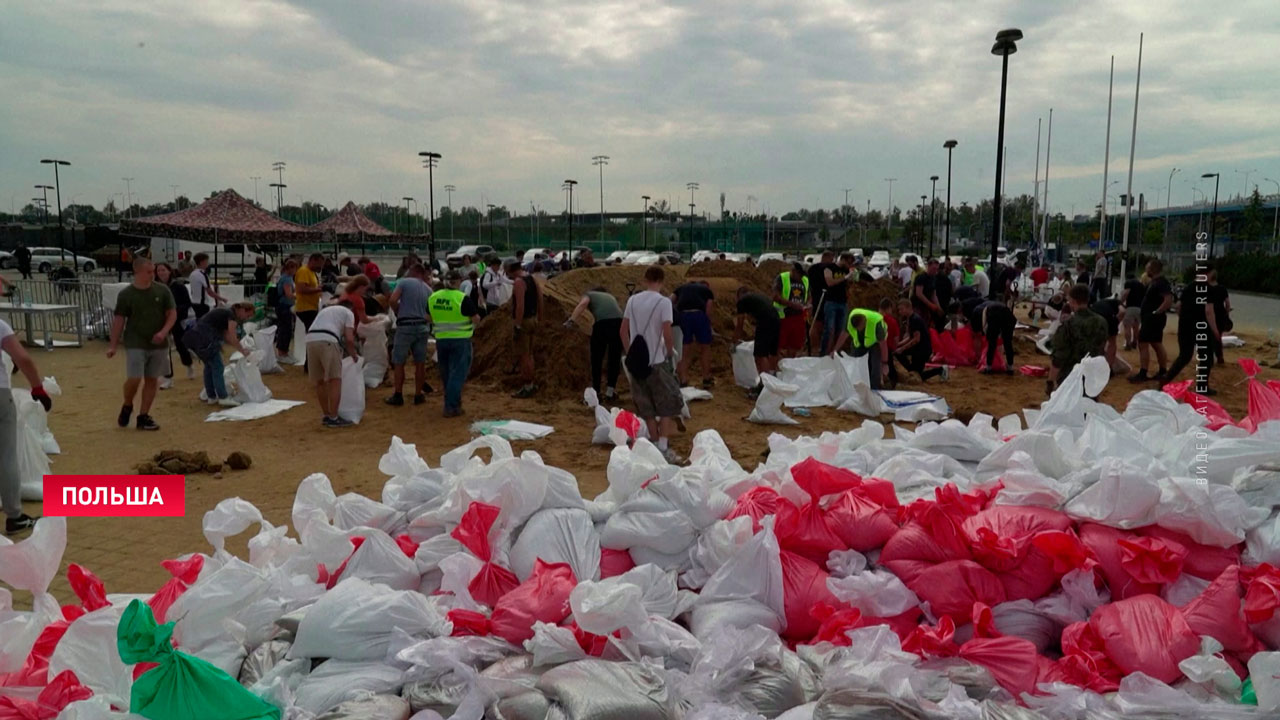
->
[311, 201, 393, 236]
[120, 189, 318, 243]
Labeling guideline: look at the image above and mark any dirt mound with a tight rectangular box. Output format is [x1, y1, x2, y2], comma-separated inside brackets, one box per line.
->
[135, 449, 252, 475]
[756, 260, 793, 282]
[846, 277, 905, 312]
[545, 265, 688, 305]
[687, 260, 769, 292]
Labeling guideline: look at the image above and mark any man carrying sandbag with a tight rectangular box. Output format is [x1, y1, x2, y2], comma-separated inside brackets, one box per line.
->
[305, 300, 360, 428]
[831, 306, 890, 390]
[1048, 284, 1109, 395]
[385, 262, 432, 407]
[182, 302, 255, 408]
[429, 270, 481, 418]
[2, 318, 52, 535]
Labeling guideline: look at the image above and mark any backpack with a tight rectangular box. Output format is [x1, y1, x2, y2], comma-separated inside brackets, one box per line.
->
[624, 298, 662, 380]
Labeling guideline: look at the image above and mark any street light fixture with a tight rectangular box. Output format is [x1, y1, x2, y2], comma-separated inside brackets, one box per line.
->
[122, 178, 135, 219]
[883, 178, 897, 234]
[563, 179, 578, 250]
[919, 196, 928, 255]
[989, 27, 1023, 270]
[1202, 172, 1220, 258]
[1265, 178, 1280, 251]
[487, 204, 497, 247]
[943, 140, 957, 258]
[929, 176, 939, 257]
[443, 184, 456, 242]
[40, 159, 70, 252]
[271, 161, 286, 215]
[593, 155, 609, 244]
[34, 185, 53, 226]
[403, 197, 415, 235]
[418, 152, 442, 265]
[641, 195, 651, 250]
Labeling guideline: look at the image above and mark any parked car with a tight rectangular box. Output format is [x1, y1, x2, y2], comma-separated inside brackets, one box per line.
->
[604, 250, 631, 265]
[30, 247, 96, 273]
[756, 252, 785, 266]
[725, 253, 754, 263]
[691, 249, 727, 263]
[620, 250, 655, 265]
[659, 251, 682, 265]
[523, 247, 553, 263]
[0, 251, 13, 269]
[446, 244, 494, 267]
[552, 246, 595, 265]
[868, 250, 891, 268]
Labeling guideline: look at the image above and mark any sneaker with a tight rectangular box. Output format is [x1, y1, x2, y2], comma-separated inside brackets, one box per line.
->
[661, 447, 685, 465]
[206, 396, 219, 405]
[328, 416, 354, 428]
[198, 388, 209, 402]
[4, 514, 38, 535]
[185, 365, 197, 380]
[941, 366, 951, 382]
[117, 405, 133, 428]
[413, 393, 427, 406]
[136, 415, 160, 431]
[159, 377, 173, 390]
[603, 389, 618, 403]
[322, 416, 338, 427]
[443, 407, 461, 418]
[384, 393, 405, 407]
[1127, 370, 1149, 383]
[217, 397, 241, 407]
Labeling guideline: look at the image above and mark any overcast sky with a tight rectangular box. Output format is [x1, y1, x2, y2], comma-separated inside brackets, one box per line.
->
[3, 0, 1278, 223]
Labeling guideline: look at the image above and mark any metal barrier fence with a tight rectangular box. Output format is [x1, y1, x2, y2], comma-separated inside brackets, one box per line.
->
[6, 278, 111, 340]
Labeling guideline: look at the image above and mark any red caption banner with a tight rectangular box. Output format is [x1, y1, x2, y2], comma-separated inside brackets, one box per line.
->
[43, 475, 186, 517]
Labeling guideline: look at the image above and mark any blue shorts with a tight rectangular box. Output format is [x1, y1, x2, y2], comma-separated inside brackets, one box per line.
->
[392, 323, 430, 364]
[678, 310, 713, 345]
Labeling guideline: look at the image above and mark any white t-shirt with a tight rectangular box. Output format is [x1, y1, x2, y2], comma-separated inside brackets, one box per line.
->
[189, 268, 211, 306]
[305, 305, 355, 345]
[0, 320, 12, 390]
[972, 270, 991, 298]
[897, 266, 914, 289]
[623, 290, 673, 365]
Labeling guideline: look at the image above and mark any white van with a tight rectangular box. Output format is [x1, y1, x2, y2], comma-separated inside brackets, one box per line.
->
[149, 238, 266, 271]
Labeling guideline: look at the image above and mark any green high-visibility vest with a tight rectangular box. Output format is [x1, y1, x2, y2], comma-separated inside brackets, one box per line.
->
[774, 273, 810, 318]
[846, 308, 884, 348]
[429, 289, 473, 339]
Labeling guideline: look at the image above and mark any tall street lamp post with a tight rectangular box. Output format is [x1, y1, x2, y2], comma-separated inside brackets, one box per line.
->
[944, 140, 957, 258]
[689, 203, 696, 249]
[122, 177, 134, 219]
[487, 204, 497, 247]
[563, 180, 578, 250]
[40, 159, 70, 253]
[1266, 178, 1280, 252]
[641, 195, 651, 249]
[884, 178, 896, 234]
[929, 175, 939, 257]
[35, 185, 53, 226]
[418, 152, 442, 265]
[686, 182, 699, 252]
[403, 197, 415, 235]
[989, 28, 1023, 270]
[593, 155, 609, 245]
[1162, 168, 1179, 258]
[919, 196, 927, 255]
[250, 176, 261, 206]
[1202, 172, 1220, 258]
[272, 161, 286, 215]
[443, 184, 456, 242]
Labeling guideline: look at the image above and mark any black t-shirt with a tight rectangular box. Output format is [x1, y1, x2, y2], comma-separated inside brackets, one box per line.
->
[808, 263, 848, 305]
[934, 272, 953, 314]
[198, 307, 233, 336]
[515, 276, 540, 319]
[1092, 298, 1120, 322]
[1123, 279, 1147, 309]
[970, 300, 1009, 331]
[904, 313, 932, 357]
[1208, 284, 1231, 331]
[911, 272, 937, 314]
[990, 266, 1018, 299]
[674, 283, 714, 312]
[737, 292, 778, 325]
[1140, 276, 1171, 316]
[1178, 282, 1207, 328]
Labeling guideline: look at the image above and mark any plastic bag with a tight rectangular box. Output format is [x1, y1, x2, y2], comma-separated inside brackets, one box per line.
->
[293, 659, 407, 716]
[535, 660, 673, 720]
[358, 315, 391, 388]
[229, 353, 273, 404]
[117, 600, 280, 720]
[1247, 652, 1280, 710]
[338, 357, 367, 423]
[47, 605, 133, 710]
[1181, 565, 1259, 654]
[748, 374, 799, 425]
[0, 669, 92, 719]
[733, 343, 760, 389]
[317, 695, 411, 720]
[290, 578, 445, 661]
[490, 560, 576, 644]
[509, 508, 601, 583]
[1088, 594, 1200, 684]
[779, 550, 839, 642]
[251, 325, 282, 374]
[0, 517, 66, 594]
[694, 523, 787, 636]
[452, 502, 520, 608]
[826, 569, 920, 618]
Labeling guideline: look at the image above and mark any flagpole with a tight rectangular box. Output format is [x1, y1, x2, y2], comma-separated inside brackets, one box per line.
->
[1119, 34, 1143, 286]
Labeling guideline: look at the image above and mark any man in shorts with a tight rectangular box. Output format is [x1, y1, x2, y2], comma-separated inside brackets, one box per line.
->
[772, 263, 810, 358]
[622, 265, 684, 464]
[385, 262, 431, 407]
[1129, 259, 1173, 383]
[305, 301, 360, 427]
[107, 257, 176, 431]
[734, 286, 781, 398]
[671, 280, 715, 388]
[1120, 272, 1147, 351]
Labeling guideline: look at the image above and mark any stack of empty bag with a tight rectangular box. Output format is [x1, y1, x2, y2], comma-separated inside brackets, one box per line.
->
[6, 360, 1280, 718]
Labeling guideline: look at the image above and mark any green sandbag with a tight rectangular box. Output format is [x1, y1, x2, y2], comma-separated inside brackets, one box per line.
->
[1242, 677, 1257, 705]
[117, 599, 281, 720]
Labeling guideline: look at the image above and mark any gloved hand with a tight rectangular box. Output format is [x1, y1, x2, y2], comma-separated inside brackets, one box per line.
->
[30, 386, 52, 412]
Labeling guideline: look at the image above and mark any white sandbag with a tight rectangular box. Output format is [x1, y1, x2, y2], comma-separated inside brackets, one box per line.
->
[535, 659, 673, 720]
[1061, 458, 1162, 529]
[317, 694, 412, 720]
[333, 492, 404, 533]
[339, 356, 367, 423]
[778, 357, 840, 408]
[826, 568, 919, 618]
[229, 352, 273, 403]
[290, 578, 446, 661]
[12, 389, 52, 501]
[570, 564, 681, 635]
[695, 521, 786, 635]
[509, 508, 601, 582]
[335, 530, 421, 590]
[748, 374, 799, 425]
[48, 605, 133, 710]
[290, 314, 307, 364]
[294, 659, 408, 716]
[733, 342, 760, 389]
[251, 325, 283, 374]
[359, 315, 391, 388]
[0, 592, 60, 675]
[684, 516, 755, 590]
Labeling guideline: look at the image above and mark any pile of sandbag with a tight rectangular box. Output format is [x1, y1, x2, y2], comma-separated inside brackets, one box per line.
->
[5, 362, 1280, 719]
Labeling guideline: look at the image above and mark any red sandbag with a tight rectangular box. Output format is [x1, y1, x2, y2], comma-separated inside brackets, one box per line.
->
[811, 604, 869, 646]
[1117, 536, 1188, 585]
[958, 636, 1040, 698]
[826, 491, 898, 552]
[775, 497, 847, 563]
[1089, 594, 1201, 684]
[930, 327, 975, 367]
[1244, 563, 1280, 624]
[448, 608, 493, 636]
[567, 622, 615, 657]
[0, 606, 84, 688]
[614, 410, 642, 439]
[147, 555, 205, 623]
[1164, 379, 1237, 430]
[1042, 651, 1121, 694]
[780, 550, 840, 642]
[0, 670, 92, 720]
[1240, 358, 1263, 377]
[963, 507, 1073, 572]
[726, 486, 781, 532]
[453, 502, 520, 608]
[1180, 565, 1261, 655]
[1078, 524, 1164, 600]
[903, 616, 959, 658]
[977, 338, 1009, 372]
[908, 560, 1007, 619]
[1031, 530, 1097, 574]
[791, 457, 865, 499]
[1242, 378, 1280, 434]
[598, 548, 635, 579]
[489, 559, 576, 644]
[1019, 365, 1048, 377]
[66, 564, 109, 612]
[1137, 526, 1239, 581]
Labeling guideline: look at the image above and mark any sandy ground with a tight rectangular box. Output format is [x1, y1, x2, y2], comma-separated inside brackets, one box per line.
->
[4, 270, 1277, 607]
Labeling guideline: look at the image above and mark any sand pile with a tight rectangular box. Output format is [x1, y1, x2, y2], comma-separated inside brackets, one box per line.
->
[846, 277, 905, 311]
[755, 259, 793, 281]
[686, 260, 770, 292]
